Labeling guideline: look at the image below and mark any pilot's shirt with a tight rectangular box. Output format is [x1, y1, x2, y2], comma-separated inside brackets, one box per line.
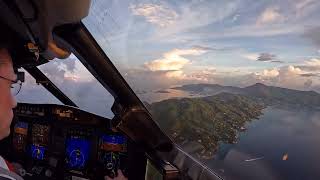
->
[0, 156, 9, 171]
[0, 156, 23, 180]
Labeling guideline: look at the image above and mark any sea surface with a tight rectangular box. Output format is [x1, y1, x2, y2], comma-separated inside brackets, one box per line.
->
[205, 107, 320, 180]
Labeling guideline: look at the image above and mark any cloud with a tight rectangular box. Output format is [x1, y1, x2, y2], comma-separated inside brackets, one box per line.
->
[122, 68, 183, 91]
[250, 65, 314, 88]
[17, 70, 62, 104]
[296, 58, 320, 71]
[191, 45, 223, 51]
[144, 48, 207, 71]
[305, 58, 320, 66]
[242, 53, 259, 61]
[144, 57, 189, 71]
[165, 70, 184, 78]
[242, 52, 282, 63]
[208, 24, 302, 39]
[255, 68, 280, 78]
[295, 0, 314, 10]
[39, 58, 93, 83]
[184, 68, 217, 82]
[123, 62, 320, 97]
[257, 53, 277, 61]
[179, 1, 317, 41]
[123, 47, 213, 91]
[300, 73, 319, 77]
[130, 55, 320, 94]
[270, 60, 285, 63]
[256, 6, 284, 25]
[294, 0, 320, 18]
[121, 67, 220, 95]
[130, 3, 178, 27]
[147, 1, 240, 40]
[280, 65, 303, 75]
[32, 57, 115, 118]
[219, 64, 320, 91]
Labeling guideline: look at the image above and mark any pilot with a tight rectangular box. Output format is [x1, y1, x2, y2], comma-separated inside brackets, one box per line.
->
[0, 47, 22, 180]
[0, 47, 126, 180]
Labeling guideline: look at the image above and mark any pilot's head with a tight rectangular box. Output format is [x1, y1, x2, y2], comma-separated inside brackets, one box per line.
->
[0, 48, 17, 140]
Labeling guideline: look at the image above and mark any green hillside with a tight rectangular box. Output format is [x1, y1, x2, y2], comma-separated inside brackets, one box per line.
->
[244, 83, 320, 108]
[149, 93, 264, 159]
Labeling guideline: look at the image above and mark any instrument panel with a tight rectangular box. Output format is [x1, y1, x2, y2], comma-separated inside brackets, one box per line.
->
[6, 103, 129, 180]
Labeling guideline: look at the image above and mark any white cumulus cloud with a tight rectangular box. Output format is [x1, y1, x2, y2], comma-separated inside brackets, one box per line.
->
[256, 68, 280, 78]
[130, 3, 178, 27]
[283, 65, 303, 75]
[144, 48, 207, 71]
[305, 58, 320, 66]
[257, 6, 284, 25]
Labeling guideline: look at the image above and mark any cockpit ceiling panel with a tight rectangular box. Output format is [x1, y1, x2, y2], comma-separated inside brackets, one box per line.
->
[0, 0, 91, 50]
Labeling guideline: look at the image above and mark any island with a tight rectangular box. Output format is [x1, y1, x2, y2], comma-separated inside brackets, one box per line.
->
[172, 83, 320, 108]
[149, 92, 265, 159]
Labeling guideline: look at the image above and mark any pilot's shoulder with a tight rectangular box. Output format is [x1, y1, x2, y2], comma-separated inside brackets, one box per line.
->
[0, 157, 23, 180]
[0, 168, 23, 180]
[0, 156, 8, 170]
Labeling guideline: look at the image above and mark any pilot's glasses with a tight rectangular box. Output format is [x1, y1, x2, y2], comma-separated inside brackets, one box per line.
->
[0, 75, 22, 96]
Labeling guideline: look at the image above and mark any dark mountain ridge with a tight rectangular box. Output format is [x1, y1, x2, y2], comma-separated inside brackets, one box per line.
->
[172, 83, 320, 108]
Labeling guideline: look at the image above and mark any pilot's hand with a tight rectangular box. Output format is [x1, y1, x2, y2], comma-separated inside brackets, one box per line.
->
[105, 170, 127, 180]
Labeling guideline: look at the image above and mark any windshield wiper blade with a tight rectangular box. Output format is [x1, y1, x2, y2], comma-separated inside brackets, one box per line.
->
[25, 66, 78, 107]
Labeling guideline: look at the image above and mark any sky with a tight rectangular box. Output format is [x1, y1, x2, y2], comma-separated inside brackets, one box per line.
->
[17, 0, 320, 117]
[82, 0, 320, 92]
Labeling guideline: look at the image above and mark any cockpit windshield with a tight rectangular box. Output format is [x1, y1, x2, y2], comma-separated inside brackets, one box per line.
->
[82, 0, 320, 179]
[20, 54, 115, 118]
[17, 70, 61, 105]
